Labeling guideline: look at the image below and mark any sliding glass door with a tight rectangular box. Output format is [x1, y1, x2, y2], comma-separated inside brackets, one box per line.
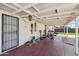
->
[2, 14, 19, 52]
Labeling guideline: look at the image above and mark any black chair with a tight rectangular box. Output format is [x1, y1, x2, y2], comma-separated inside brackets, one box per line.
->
[25, 36, 35, 46]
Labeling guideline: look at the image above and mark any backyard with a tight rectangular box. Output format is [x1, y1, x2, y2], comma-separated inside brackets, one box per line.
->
[58, 32, 79, 35]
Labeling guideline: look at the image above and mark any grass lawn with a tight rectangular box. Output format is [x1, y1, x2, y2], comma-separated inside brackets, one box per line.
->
[58, 32, 79, 35]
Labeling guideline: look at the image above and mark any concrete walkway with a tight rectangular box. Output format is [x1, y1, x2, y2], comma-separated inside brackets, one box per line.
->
[54, 36, 75, 56]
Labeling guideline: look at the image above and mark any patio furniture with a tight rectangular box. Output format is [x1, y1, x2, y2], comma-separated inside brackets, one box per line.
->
[25, 36, 35, 46]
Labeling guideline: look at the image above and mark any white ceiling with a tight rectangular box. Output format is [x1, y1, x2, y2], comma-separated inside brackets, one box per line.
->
[0, 3, 79, 26]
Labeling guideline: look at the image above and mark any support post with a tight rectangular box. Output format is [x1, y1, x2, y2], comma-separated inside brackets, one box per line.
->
[64, 26, 65, 35]
[66, 26, 68, 37]
[45, 25, 47, 36]
[75, 18, 78, 55]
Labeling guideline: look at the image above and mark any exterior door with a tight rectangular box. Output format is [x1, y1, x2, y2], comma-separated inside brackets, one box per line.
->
[2, 14, 19, 52]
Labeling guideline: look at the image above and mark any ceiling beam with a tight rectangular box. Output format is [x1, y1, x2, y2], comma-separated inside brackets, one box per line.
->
[36, 11, 75, 20]
[39, 10, 76, 18]
[23, 10, 32, 15]
[33, 5, 62, 15]
[3, 3, 18, 10]
[12, 3, 38, 15]
[44, 15, 73, 20]
[33, 6, 39, 12]
[32, 4, 77, 20]
[34, 18, 65, 26]
[41, 21, 64, 26]
[33, 4, 76, 15]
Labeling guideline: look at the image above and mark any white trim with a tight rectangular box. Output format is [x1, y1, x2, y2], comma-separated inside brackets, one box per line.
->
[3, 3, 18, 10]
[0, 46, 19, 55]
[39, 10, 75, 18]
[64, 26, 66, 35]
[0, 12, 2, 54]
[33, 6, 39, 12]
[75, 18, 78, 55]
[12, 3, 38, 15]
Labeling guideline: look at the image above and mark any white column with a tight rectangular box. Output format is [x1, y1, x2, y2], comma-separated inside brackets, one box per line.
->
[75, 18, 78, 55]
[0, 12, 2, 54]
[64, 26, 65, 35]
[66, 26, 68, 36]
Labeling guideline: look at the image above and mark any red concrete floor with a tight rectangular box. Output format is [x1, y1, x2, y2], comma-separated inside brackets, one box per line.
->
[0, 36, 75, 56]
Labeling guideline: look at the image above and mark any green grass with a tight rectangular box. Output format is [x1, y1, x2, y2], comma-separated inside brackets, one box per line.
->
[58, 32, 79, 35]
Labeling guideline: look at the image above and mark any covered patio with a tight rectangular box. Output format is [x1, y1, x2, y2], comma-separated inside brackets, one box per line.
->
[0, 3, 79, 56]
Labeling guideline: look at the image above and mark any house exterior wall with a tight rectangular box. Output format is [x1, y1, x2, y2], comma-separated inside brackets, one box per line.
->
[0, 11, 2, 54]
[19, 17, 45, 46]
[0, 10, 47, 54]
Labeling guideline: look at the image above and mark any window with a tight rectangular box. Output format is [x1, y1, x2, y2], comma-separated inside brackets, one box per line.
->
[45, 25, 47, 36]
[34, 22, 37, 32]
[31, 24, 33, 34]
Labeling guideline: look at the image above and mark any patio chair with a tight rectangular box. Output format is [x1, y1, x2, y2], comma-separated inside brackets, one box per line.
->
[25, 36, 35, 46]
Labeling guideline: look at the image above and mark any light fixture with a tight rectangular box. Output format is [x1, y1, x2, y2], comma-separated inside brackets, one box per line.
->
[28, 15, 32, 21]
[55, 9, 58, 13]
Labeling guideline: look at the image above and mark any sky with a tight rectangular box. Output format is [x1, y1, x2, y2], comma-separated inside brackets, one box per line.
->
[66, 16, 79, 28]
